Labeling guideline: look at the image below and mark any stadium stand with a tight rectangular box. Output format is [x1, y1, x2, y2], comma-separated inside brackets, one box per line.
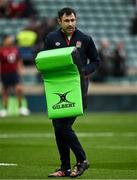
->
[0, 0, 137, 113]
[0, 0, 137, 86]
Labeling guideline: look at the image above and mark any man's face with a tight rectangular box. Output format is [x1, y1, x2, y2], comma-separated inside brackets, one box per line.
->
[3, 36, 14, 47]
[59, 13, 76, 35]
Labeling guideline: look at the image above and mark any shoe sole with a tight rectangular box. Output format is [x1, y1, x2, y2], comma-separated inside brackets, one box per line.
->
[48, 175, 70, 178]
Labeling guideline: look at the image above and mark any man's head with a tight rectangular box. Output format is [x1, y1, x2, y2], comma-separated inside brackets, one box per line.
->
[116, 41, 124, 50]
[58, 7, 77, 36]
[2, 34, 14, 47]
[100, 38, 110, 49]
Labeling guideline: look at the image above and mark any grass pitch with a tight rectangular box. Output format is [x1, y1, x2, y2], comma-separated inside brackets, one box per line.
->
[0, 112, 137, 179]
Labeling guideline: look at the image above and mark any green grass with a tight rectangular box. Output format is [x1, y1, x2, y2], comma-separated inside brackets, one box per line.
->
[0, 112, 137, 179]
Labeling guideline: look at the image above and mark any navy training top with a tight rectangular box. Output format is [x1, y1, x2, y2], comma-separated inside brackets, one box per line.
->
[44, 28, 100, 76]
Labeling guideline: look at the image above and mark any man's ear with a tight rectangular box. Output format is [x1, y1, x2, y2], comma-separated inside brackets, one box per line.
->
[58, 18, 61, 25]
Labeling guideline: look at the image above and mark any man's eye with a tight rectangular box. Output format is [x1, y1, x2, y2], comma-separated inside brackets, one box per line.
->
[64, 19, 75, 23]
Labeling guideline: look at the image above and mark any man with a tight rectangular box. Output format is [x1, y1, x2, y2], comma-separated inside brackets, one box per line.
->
[94, 39, 112, 82]
[112, 41, 127, 77]
[44, 8, 100, 177]
[0, 34, 30, 117]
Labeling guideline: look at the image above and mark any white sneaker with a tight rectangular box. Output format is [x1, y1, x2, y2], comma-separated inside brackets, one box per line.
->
[19, 107, 30, 116]
[0, 109, 8, 117]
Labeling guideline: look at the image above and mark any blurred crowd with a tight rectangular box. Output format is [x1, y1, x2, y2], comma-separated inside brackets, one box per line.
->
[0, 0, 58, 65]
[91, 39, 127, 82]
[0, 0, 131, 117]
[0, 25, 127, 83]
[15, 17, 58, 66]
[0, 0, 37, 19]
[0, 0, 58, 116]
[0, 0, 129, 83]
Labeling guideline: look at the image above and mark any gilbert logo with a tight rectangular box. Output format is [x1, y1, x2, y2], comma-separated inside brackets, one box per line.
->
[52, 91, 75, 110]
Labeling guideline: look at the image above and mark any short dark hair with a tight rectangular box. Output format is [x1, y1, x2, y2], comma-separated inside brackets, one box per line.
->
[58, 7, 76, 19]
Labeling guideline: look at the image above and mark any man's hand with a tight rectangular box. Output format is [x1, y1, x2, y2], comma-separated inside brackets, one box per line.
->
[82, 69, 90, 79]
[84, 75, 90, 79]
[17, 60, 25, 76]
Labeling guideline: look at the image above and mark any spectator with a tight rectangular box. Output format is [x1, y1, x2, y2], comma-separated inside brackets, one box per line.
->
[0, 0, 9, 18]
[36, 17, 58, 50]
[0, 34, 30, 117]
[112, 41, 127, 77]
[7, 0, 37, 19]
[92, 38, 112, 82]
[16, 27, 38, 66]
[31, 17, 58, 83]
[132, 0, 137, 7]
[130, 12, 137, 35]
[7, 0, 26, 18]
[21, 0, 37, 18]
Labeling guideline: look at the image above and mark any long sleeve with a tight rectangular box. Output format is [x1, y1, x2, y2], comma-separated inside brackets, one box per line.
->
[44, 34, 52, 50]
[85, 37, 100, 75]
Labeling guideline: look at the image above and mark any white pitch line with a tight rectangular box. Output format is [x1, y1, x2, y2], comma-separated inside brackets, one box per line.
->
[0, 163, 17, 166]
[0, 132, 136, 139]
[94, 146, 137, 150]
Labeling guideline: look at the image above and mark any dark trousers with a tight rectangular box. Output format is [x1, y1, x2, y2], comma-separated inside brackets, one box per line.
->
[52, 117, 86, 170]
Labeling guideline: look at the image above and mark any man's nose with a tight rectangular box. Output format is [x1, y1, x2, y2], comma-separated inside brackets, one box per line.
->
[68, 21, 72, 26]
